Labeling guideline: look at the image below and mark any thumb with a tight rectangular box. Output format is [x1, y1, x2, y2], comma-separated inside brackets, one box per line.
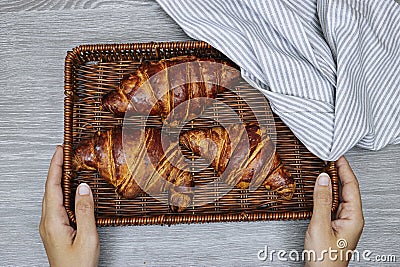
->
[310, 173, 333, 234]
[74, 183, 98, 245]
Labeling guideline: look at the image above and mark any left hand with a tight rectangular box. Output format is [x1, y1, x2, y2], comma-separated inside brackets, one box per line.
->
[39, 145, 100, 267]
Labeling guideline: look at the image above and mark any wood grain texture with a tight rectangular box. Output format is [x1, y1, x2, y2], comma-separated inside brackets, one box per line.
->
[0, 1, 399, 266]
[0, 0, 145, 12]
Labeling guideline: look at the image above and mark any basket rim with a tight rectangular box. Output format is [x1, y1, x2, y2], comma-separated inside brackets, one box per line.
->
[63, 40, 339, 227]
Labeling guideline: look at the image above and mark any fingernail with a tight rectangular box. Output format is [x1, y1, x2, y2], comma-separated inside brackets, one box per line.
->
[54, 145, 63, 153]
[318, 173, 330, 186]
[78, 183, 90, 195]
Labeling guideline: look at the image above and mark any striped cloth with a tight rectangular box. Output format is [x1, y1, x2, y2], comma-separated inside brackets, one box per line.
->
[156, 0, 400, 161]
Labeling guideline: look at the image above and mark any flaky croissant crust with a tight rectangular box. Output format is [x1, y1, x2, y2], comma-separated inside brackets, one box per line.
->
[179, 125, 295, 200]
[73, 127, 194, 212]
[102, 55, 241, 119]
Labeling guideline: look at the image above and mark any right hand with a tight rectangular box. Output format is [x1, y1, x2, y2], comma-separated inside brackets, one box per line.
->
[304, 156, 364, 266]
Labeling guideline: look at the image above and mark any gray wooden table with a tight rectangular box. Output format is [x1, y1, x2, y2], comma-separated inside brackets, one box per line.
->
[1, 1, 399, 266]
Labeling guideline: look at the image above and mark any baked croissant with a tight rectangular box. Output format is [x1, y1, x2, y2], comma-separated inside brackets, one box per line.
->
[102, 56, 240, 119]
[72, 126, 194, 212]
[179, 124, 295, 200]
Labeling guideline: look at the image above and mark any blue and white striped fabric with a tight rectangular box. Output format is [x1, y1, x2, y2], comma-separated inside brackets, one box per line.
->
[156, 0, 400, 161]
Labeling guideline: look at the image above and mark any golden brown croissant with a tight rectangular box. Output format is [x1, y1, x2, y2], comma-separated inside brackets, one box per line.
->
[102, 56, 240, 119]
[72, 126, 194, 212]
[179, 124, 295, 200]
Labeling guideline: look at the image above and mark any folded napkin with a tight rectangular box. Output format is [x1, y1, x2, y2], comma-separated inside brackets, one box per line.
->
[156, 0, 400, 161]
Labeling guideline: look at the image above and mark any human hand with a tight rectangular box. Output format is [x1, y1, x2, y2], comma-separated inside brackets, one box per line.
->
[39, 146, 100, 267]
[304, 156, 364, 267]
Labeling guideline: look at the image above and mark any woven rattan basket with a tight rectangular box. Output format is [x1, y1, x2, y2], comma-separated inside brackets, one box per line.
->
[63, 41, 339, 226]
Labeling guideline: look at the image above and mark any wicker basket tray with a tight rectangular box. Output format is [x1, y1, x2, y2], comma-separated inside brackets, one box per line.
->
[63, 41, 339, 226]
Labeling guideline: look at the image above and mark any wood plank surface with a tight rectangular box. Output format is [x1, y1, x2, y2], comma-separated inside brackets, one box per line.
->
[0, 1, 399, 266]
[0, 0, 141, 11]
